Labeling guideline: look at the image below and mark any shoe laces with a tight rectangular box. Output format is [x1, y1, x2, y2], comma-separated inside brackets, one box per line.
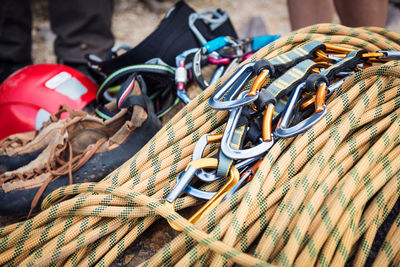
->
[0, 104, 108, 217]
[0, 104, 80, 151]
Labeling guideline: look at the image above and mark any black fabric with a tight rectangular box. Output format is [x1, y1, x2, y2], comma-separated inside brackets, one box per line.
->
[116, 73, 137, 104]
[90, 1, 237, 75]
[49, 0, 115, 63]
[0, 149, 42, 174]
[0, 0, 114, 65]
[305, 73, 329, 92]
[0, 112, 162, 216]
[289, 97, 315, 126]
[120, 95, 147, 110]
[0, 61, 31, 83]
[254, 58, 274, 75]
[0, 0, 32, 64]
[245, 121, 262, 144]
[254, 89, 277, 111]
[321, 50, 367, 82]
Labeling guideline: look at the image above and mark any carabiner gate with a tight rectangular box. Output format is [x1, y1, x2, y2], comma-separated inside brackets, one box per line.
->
[220, 90, 275, 159]
[275, 82, 327, 138]
[208, 62, 259, 110]
[165, 158, 239, 231]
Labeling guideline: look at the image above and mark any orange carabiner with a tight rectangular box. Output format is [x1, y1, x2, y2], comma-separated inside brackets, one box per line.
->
[361, 52, 385, 59]
[248, 69, 270, 96]
[165, 158, 240, 231]
[315, 82, 328, 113]
[299, 83, 327, 113]
[300, 96, 316, 111]
[262, 103, 275, 141]
[325, 43, 354, 54]
[206, 133, 223, 143]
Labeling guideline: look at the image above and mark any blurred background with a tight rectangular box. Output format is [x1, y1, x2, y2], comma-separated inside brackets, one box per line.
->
[29, 0, 400, 64]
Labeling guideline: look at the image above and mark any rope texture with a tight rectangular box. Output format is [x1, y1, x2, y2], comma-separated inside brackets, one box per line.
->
[1, 23, 400, 266]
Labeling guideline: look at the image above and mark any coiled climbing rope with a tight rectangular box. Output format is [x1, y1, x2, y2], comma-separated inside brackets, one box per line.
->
[2, 23, 400, 266]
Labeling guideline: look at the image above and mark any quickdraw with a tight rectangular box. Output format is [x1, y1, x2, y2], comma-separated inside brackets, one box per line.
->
[165, 41, 400, 232]
[4, 24, 400, 267]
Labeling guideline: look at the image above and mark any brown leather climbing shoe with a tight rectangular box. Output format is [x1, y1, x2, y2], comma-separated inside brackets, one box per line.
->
[0, 107, 78, 174]
[0, 82, 161, 216]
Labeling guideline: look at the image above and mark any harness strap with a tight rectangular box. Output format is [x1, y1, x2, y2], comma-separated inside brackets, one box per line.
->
[87, 1, 237, 75]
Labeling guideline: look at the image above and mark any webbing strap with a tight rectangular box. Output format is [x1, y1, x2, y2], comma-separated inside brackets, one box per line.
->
[3, 24, 400, 267]
[321, 50, 366, 81]
[267, 59, 317, 99]
[216, 125, 246, 177]
[269, 40, 324, 75]
[87, 1, 237, 75]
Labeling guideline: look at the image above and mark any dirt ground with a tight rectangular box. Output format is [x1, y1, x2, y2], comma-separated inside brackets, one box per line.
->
[31, 0, 400, 64]
[31, 0, 292, 64]
[25, 0, 400, 265]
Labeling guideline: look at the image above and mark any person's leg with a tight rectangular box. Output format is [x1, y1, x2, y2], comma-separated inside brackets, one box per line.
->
[49, 0, 114, 65]
[0, 0, 32, 82]
[334, 0, 388, 27]
[287, 0, 335, 30]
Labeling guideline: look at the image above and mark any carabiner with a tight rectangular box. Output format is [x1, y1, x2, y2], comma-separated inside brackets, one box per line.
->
[220, 90, 275, 159]
[175, 48, 199, 69]
[192, 133, 261, 183]
[208, 62, 259, 110]
[248, 68, 270, 96]
[275, 82, 327, 138]
[300, 76, 347, 111]
[325, 43, 354, 54]
[222, 157, 264, 201]
[176, 171, 216, 200]
[377, 50, 400, 60]
[262, 103, 275, 141]
[179, 154, 263, 201]
[192, 36, 237, 90]
[189, 10, 229, 45]
[165, 158, 239, 231]
[192, 133, 223, 182]
[208, 56, 231, 65]
[179, 156, 262, 201]
[175, 60, 191, 104]
[210, 65, 226, 86]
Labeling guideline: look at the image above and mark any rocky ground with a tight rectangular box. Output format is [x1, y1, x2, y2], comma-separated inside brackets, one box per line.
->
[24, 0, 400, 265]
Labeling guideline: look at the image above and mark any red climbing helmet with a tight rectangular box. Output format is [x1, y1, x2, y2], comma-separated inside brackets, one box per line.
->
[0, 64, 97, 140]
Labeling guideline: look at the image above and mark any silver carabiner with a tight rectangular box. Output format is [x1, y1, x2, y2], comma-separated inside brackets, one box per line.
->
[275, 82, 327, 138]
[189, 10, 229, 45]
[192, 133, 262, 182]
[220, 90, 275, 160]
[208, 62, 259, 110]
[377, 50, 400, 60]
